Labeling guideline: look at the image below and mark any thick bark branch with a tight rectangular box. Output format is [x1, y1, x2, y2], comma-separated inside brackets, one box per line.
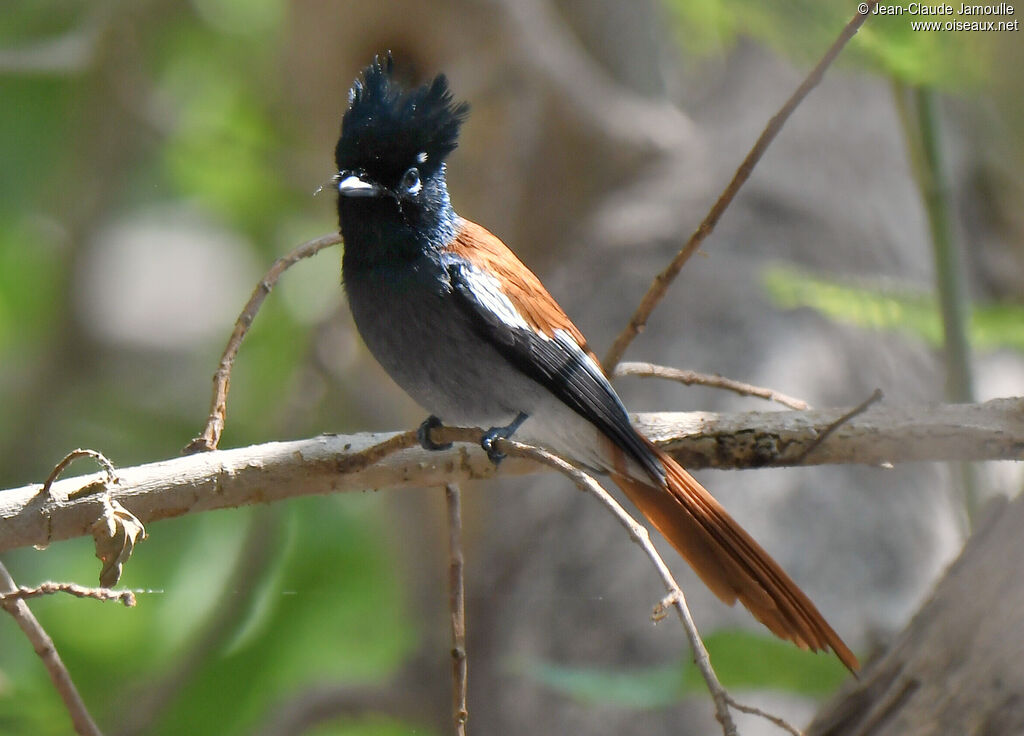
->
[808, 491, 1024, 735]
[641, 395, 1024, 468]
[1, 397, 1020, 555]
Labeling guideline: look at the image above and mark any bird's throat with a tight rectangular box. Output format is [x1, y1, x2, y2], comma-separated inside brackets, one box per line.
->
[340, 197, 457, 271]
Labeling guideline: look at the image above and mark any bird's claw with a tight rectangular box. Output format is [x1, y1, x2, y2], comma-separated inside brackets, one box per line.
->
[417, 415, 452, 451]
[480, 412, 528, 466]
[481, 429, 506, 464]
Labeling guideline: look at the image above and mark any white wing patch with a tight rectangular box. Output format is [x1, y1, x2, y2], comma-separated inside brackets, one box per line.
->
[459, 263, 542, 335]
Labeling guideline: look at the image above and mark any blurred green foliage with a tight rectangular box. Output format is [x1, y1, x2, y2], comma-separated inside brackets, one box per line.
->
[0, 0, 1018, 733]
[764, 265, 1024, 352]
[0, 2, 419, 734]
[664, 0, 996, 88]
[520, 629, 850, 707]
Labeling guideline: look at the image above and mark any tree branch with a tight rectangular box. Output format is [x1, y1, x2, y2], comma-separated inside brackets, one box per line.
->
[808, 493, 1024, 735]
[641, 396, 1024, 468]
[1, 397, 1021, 555]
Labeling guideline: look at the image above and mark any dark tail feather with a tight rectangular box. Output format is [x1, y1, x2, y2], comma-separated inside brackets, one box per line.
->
[610, 442, 859, 673]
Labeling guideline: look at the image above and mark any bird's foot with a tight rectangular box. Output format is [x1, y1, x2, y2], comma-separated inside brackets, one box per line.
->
[417, 415, 452, 451]
[481, 412, 528, 465]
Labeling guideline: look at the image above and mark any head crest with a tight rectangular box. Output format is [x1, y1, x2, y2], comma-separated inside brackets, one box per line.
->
[335, 54, 469, 183]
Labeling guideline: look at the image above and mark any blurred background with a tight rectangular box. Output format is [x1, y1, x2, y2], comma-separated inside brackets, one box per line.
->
[1, 1, 1023, 734]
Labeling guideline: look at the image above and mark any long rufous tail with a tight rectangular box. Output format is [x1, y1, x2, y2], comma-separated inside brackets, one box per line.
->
[610, 440, 859, 673]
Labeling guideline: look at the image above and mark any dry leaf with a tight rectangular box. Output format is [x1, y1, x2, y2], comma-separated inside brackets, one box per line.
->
[91, 496, 146, 587]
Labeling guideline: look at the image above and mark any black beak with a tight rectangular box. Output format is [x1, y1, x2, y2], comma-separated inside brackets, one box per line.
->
[337, 171, 384, 198]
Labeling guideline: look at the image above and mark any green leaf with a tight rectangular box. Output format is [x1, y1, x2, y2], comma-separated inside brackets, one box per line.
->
[0, 217, 63, 353]
[662, 0, 1000, 88]
[694, 629, 850, 695]
[304, 716, 439, 736]
[149, 496, 415, 736]
[971, 302, 1024, 353]
[154, 27, 294, 235]
[762, 265, 1024, 353]
[0, 684, 78, 736]
[519, 628, 850, 708]
[518, 659, 687, 708]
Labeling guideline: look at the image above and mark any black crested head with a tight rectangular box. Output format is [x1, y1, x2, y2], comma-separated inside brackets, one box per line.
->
[336, 55, 470, 264]
[335, 54, 469, 189]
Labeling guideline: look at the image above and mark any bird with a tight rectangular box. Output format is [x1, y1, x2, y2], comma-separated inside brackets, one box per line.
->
[334, 55, 858, 673]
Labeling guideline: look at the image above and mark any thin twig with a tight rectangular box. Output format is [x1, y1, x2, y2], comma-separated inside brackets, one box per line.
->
[794, 389, 884, 464]
[42, 448, 118, 496]
[0, 581, 135, 607]
[498, 444, 733, 733]
[726, 694, 804, 736]
[184, 232, 342, 454]
[445, 483, 469, 735]
[602, 1, 880, 372]
[0, 562, 104, 736]
[497, 440, 740, 733]
[615, 361, 811, 410]
[497, 439, 808, 735]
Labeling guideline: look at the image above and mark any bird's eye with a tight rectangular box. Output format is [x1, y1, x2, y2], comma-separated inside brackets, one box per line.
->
[400, 167, 422, 195]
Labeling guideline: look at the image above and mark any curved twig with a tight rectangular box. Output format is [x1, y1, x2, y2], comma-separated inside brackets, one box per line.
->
[498, 439, 804, 736]
[0, 581, 135, 607]
[615, 361, 811, 410]
[184, 232, 342, 454]
[42, 448, 118, 497]
[726, 694, 804, 736]
[498, 439, 736, 733]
